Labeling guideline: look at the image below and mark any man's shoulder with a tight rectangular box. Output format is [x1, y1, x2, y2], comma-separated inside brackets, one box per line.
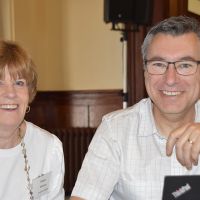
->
[103, 98, 151, 122]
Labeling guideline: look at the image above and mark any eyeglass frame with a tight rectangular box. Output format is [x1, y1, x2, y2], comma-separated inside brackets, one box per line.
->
[144, 59, 200, 76]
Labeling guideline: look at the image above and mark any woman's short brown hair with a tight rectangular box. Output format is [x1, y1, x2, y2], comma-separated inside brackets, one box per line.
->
[0, 40, 37, 103]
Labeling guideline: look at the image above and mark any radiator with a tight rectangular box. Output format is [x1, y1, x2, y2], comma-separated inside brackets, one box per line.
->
[51, 128, 96, 195]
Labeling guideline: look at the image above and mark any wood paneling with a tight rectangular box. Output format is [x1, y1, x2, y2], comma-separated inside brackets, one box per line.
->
[25, 90, 123, 129]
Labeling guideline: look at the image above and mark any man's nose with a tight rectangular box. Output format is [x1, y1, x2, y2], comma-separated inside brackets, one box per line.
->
[164, 64, 177, 85]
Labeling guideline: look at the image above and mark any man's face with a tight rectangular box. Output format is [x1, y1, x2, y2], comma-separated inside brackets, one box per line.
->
[144, 33, 200, 117]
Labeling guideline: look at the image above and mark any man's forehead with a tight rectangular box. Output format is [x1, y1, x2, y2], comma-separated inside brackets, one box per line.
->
[146, 32, 200, 59]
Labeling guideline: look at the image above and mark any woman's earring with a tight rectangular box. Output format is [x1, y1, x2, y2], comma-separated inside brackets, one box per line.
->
[26, 106, 30, 113]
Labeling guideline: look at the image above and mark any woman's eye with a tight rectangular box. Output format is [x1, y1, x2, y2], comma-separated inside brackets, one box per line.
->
[15, 79, 26, 86]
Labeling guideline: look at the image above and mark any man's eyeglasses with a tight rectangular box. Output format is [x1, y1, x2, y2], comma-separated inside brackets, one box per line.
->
[144, 60, 200, 76]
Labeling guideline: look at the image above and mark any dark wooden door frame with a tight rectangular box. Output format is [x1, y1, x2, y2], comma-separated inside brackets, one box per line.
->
[127, 0, 170, 106]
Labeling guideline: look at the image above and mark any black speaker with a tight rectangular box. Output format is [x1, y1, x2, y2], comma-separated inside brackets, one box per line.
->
[104, 0, 153, 25]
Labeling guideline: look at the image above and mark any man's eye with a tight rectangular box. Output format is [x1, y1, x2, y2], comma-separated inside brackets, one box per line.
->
[178, 63, 192, 69]
[152, 62, 166, 68]
[15, 79, 26, 86]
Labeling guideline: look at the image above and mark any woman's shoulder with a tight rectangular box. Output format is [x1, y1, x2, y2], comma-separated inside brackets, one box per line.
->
[25, 121, 62, 148]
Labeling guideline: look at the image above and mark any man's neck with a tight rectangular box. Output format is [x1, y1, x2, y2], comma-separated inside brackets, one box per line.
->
[153, 106, 195, 137]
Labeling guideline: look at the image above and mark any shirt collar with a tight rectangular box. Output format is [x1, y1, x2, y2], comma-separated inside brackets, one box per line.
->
[138, 98, 200, 138]
[138, 98, 157, 137]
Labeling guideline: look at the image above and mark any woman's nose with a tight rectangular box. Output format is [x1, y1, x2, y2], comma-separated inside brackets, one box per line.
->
[3, 84, 17, 98]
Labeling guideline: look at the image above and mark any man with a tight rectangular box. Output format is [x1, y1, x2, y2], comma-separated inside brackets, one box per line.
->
[70, 16, 200, 199]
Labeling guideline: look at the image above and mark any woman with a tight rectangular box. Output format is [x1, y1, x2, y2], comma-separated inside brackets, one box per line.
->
[0, 40, 65, 199]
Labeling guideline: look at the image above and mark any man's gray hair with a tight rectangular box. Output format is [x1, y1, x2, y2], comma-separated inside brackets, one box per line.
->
[141, 16, 200, 60]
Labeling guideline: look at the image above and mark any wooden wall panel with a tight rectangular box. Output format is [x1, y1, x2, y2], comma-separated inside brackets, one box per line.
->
[25, 90, 123, 129]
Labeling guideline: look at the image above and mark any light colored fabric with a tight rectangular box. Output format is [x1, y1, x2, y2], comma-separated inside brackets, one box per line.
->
[0, 121, 65, 200]
[71, 98, 200, 200]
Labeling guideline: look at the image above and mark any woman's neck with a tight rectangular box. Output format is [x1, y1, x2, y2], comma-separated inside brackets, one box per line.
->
[0, 121, 25, 149]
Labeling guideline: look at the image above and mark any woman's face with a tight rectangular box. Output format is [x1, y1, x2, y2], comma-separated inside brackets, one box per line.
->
[0, 66, 29, 130]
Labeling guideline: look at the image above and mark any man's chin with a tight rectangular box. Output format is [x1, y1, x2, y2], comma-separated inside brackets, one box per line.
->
[154, 103, 185, 116]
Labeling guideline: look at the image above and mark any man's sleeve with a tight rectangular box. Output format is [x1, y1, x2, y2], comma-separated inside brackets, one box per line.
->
[71, 117, 120, 200]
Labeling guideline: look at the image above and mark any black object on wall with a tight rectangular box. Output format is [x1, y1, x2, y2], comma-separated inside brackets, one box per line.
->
[104, 0, 153, 25]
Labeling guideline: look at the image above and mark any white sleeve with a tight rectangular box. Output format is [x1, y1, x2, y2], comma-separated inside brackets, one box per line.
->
[71, 118, 120, 200]
[48, 135, 65, 200]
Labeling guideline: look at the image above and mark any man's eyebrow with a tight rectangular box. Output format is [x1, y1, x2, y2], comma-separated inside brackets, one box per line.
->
[178, 56, 197, 61]
[146, 57, 166, 61]
[147, 56, 197, 61]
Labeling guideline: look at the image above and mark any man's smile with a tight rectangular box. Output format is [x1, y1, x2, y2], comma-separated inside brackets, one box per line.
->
[162, 90, 182, 96]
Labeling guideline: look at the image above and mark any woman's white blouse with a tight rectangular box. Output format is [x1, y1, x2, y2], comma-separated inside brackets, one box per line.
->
[0, 121, 65, 200]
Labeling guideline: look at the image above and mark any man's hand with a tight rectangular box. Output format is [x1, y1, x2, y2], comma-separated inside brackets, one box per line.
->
[166, 123, 200, 170]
